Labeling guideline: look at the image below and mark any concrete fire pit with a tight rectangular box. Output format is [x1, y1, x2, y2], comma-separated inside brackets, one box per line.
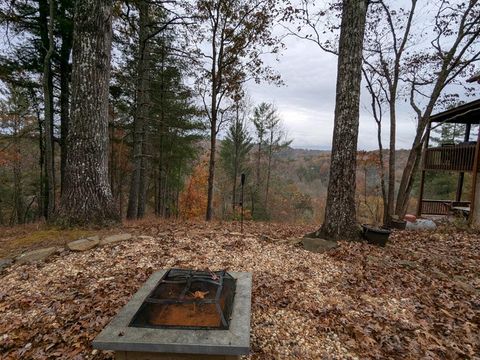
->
[93, 270, 252, 360]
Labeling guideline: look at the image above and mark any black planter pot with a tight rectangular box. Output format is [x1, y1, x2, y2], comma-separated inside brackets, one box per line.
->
[361, 224, 391, 247]
[390, 219, 407, 230]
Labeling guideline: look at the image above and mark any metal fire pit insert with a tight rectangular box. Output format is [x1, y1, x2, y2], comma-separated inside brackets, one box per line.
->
[93, 269, 251, 360]
[129, 269, 236, 330]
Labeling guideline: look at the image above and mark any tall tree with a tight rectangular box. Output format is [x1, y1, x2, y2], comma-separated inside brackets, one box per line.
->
[127, 0, 153, 220]
[318, 0, 368, 240]
[263, 105, 291, 214]
[192, 0, 281, 221]
[56, 0, 119, 225]
[395, 0, 480, 217]
[0, 0, 74, 214]
[251, 102, 272, 218]
[362, 0, 417, 224]
[220, 101, 253, 216]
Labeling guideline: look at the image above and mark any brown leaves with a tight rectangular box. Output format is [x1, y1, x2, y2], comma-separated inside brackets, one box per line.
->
[0, 222, 479, 359]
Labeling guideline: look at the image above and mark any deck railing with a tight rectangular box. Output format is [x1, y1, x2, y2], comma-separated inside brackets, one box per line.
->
[424, 144, 476, 171]
[420, 200, 471, 215]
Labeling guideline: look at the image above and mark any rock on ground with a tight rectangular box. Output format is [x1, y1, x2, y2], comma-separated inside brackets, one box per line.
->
[406, 219, 437, 231]
[15, 247, 58, 264]
[67, 236, 100, 251]
[99, 233, 132, 245]
[0, 258, 13, 272]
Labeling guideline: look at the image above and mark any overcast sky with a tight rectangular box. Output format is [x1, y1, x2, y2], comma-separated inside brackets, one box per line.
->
[246, 35, 421, 151]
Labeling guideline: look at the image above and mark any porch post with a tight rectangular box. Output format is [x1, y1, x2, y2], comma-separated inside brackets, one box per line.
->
[455, 123, 471, 202]
[416, 122, 431, 217]
[469, 122, 480, 227]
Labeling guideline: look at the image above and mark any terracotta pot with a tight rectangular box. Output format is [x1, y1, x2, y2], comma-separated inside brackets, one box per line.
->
[404, 214, 417, 223]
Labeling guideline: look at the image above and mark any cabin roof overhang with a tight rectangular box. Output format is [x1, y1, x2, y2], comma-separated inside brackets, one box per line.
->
[429, 99, 480, 125]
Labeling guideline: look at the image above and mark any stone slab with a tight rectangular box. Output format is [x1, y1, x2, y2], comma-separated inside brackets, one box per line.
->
[115, 351, 240, 360]
[68, 236, 100, 251]
[15, 247, 58, 264]
[100, 233, 133, 246]
[93, 270, 252, 356]
[302, 237, 338, 253]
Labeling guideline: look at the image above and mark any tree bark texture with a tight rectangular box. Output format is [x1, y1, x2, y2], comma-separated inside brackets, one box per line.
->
[56, 0, 119, 226]
[127, 0, 151, 219]
[319, 0, 368, 240]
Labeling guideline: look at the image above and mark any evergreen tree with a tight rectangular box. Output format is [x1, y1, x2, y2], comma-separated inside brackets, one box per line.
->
[220, 102, 253, 217]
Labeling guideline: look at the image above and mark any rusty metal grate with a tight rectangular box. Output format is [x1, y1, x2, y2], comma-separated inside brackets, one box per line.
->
[128, 269, 236, 330]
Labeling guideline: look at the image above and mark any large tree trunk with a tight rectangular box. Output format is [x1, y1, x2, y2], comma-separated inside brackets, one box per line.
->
[56, 0, 119, 226]
[318, 0, 368, 240]
[127, 0, 151, 220]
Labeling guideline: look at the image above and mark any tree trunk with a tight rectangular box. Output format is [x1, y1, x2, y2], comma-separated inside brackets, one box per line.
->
[377, 127, 388, 224]
[386, 100, 396, 223]
[206, 126, 216, 220]
[12, 116, 24, 225]
[42, 0, 55, 219]
[59, 0, 73, 195]
[264, 134, 273, 215]
[318, 0, 368, 240]
[395, 132, 424, 217]
[127, 0, 150, 219]
[232, 163, 237, 217]
[56, 0, 119, 226]
[206, 41, 218, 221]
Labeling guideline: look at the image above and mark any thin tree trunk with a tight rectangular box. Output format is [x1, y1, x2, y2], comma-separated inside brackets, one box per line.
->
[386, 102, 395, 222]
[254, 136, 262, 217]
[127, 0, 151, 219]
[318, 0, 368, 240]
[395, 132, 424, 217]
[377, 125, 388, 224]
[264, 133, 273, 215]
[206, 37, 218, 221]
[59, 0, 73, 195]
[12, 117, 24, 224]
[42, 0, 55, 219]
[56, 0, 119, 226]
[206, 126, 216, 220]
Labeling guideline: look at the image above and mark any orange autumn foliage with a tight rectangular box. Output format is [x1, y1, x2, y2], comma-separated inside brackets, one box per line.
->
[179, 161, 209, 219]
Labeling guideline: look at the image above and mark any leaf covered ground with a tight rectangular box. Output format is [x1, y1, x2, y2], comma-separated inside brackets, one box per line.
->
[0, 220, 479, 359]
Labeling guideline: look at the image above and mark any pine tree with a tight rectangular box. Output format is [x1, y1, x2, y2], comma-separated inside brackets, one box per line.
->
[220, 103, 253, 216]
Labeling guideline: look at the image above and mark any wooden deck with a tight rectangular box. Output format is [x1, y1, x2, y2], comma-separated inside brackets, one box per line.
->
[423, 144, 476, 172]
[420, 200, 471, 215]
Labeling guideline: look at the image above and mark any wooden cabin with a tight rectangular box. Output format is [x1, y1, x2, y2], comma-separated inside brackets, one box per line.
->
[417, 99, 480, 221]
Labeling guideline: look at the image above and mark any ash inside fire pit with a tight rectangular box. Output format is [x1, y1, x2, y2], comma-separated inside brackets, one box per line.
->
[129, 269, 236, 330]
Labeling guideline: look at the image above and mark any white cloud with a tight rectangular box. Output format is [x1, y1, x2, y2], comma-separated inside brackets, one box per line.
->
[246, 35, 421, 151]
